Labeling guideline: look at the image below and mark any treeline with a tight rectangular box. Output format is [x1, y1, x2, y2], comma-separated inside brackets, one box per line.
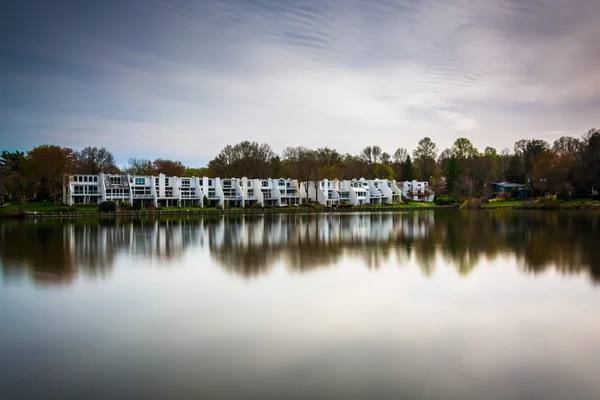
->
[1, 129, 599, 205]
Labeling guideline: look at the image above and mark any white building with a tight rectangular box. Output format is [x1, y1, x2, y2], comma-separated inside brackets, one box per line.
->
[401, 180, 435, 202]
[63, 174, 302, 208]
[303, 178, 405, 206]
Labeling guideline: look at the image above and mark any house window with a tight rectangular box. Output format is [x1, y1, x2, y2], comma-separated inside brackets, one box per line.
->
[262, 181, 269, 187]
[94, 176, 98, 182]
[135, 178, 145, 185]
[208, 179, 213, 186]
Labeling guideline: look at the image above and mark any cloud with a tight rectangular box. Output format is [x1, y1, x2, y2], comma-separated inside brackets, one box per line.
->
[1, 0, 599, 165]
[436, 110, 480, 131]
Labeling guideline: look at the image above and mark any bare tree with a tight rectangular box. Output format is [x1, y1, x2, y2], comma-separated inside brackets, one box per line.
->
[77, 147, 119, 174]
[393, 148, 409, 164]
[360, 146, 382, 164]
[126, 158, 157, 175]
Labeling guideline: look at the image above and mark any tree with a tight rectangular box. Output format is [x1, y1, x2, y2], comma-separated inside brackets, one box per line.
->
[413, 137, 438, 182]
[393, 148, 409, 164]
[484, 147, 498, 157]
[381, 152, 391, 165]
[531, 151, 573, 196]
[0, 151, 32, 211]
[573, 128, 600, 195]
[153, 159, 186, 176]
[185, 167, 213, 177]
[553, 136, 583, 158]
[401, 155, 414, 181]
[126, 158, 158, 175]
[370, 163, 394, 179]
[445, 157, 460, 195]
[498, 148, 512, 181]
[505, 155, 524, 184]
[452, 138, 478, 159]
[360, 146, 382, 164]
[77, 146, 119, 174]
[514, 139, 550, 191]
[27, 145, 78, 203]
[209, 141, 275, 178]
[315, 147, 343, 179]
[342, 153, 367, 179]
[283, 146, 316, 199]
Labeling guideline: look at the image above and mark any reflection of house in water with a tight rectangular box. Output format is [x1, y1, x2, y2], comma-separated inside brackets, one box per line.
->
[2, 212, 599, 285]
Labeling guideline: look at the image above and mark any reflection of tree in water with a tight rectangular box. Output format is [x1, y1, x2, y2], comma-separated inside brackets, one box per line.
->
[208, 211, 600, 283]
[1, 211, 599, 285]
[0, 218, 205, 286]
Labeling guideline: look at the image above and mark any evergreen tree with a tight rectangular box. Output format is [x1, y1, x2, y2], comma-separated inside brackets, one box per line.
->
[401, 156, 414, 181]
[445, 157, 460, 195]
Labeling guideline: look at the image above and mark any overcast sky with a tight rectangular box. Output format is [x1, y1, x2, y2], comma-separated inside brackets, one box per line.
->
[1, 0, 599, 166]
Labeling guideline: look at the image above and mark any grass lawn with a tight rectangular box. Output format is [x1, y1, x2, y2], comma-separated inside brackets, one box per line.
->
[482, 200, 526, 209]
[0, 202, 105, 214]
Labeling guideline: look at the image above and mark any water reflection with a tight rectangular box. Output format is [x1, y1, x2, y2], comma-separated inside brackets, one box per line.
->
[1, 211, 599, 285]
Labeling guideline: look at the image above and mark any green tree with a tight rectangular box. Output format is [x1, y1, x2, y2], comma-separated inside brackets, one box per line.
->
[413, 137, 438, 181]
[445, 157, 461, 195]
[401, 155, 414, 181]
[0, 151, 32, 211]
[369, 163, 394, 179]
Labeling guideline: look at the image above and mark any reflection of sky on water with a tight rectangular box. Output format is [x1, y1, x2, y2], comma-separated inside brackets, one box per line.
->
[1, 212, 600, 399]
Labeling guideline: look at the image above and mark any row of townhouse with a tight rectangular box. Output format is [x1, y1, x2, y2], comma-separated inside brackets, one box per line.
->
[63, 173, 302, 207]
[63, 173, 434, 207]
[302, 178, 434, 206]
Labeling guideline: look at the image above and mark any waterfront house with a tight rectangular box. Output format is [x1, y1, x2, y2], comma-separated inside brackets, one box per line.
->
[401, 180, 435, 202]
[64, 174, 302, 208]
[491, 182, 530, 199]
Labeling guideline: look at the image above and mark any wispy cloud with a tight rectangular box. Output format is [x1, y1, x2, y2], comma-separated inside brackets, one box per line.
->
[1, 0, 599, 164]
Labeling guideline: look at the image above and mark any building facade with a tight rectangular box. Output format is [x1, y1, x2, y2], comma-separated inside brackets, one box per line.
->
[400, 180, 435, 202]
[63, 174, 302, 208]
[302, 178, 410, 205]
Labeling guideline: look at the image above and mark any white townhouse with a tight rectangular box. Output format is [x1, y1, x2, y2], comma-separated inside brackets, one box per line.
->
[401, 180, 435, 202]
[249, 178, 301, 207]
[64, 174, 302, 208]
[303, 178, 404, 206]
[64, 173, 206, 207]
[303, 179, 341, 207]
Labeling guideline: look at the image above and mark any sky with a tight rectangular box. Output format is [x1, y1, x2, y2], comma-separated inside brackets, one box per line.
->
[1, 0, 599, 167]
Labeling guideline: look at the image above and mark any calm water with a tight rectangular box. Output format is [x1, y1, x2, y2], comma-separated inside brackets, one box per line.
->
[1, 211, 600, 400]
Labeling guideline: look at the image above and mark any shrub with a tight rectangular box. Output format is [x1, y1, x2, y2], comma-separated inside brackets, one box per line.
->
[121, 201, 133, 210]
[338, 203, 353, 209]
[434, 196, 456, 206]
[132, 202, 142, 211]
[459, 198, 482, 209]
[98, 201, 116, 212]
[202, 196, 210, 208]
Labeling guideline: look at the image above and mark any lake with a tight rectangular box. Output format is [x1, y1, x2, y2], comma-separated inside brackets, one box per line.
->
[1, 211, 600, 399]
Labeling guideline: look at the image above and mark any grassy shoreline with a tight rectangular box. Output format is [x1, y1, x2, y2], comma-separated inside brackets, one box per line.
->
[481, 198, 600, 210]
[0, 201, 448, 218]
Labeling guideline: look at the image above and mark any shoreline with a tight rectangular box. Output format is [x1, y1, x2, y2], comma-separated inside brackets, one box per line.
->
[3, 205, 456, 220]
